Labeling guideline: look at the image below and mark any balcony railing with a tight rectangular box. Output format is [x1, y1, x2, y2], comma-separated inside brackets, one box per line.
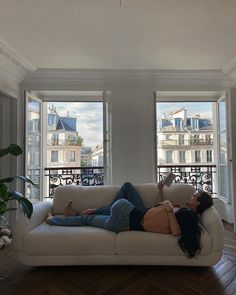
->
[47, 139, 81, 146]
[44, 166, 104, 198]
[158, 139, 213, 148]
[157, 164, 217, 195]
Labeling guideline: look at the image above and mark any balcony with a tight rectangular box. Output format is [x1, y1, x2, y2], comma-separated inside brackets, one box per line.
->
[44, 166, 104, 198]
[47, 139, 81, 146]
[157, 164, 217, 195]
[158, 139, 213, 148]
[44, 164, 216, 198]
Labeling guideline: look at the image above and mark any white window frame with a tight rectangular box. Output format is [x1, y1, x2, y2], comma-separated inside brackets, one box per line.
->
[27, 91, 112, 199]
[155, 90, 234, 224]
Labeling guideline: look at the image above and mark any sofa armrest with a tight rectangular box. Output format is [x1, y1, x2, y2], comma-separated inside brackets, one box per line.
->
[199, 206, 224, 252]
[12, 200, 53, 252]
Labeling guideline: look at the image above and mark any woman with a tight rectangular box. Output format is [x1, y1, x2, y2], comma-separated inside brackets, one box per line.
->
[46, 182, 202, 258]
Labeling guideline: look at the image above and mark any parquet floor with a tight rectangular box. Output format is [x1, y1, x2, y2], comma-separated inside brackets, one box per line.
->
[0, 221, 236, 295]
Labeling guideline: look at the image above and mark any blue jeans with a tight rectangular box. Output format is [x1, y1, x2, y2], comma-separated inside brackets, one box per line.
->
[49, 182, 147, 232]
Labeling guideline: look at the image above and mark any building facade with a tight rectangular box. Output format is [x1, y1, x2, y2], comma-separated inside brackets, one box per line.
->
[157, 108, 214, 165]
[47, 106, 81, 167]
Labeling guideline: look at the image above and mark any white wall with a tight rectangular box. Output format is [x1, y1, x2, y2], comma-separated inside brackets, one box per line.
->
[111, 86, 156, 185]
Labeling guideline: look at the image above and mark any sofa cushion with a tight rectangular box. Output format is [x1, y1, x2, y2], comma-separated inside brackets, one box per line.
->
[116, 228, 212, 256]
[53, 185, 120, 214]
[23, 223, 116, 256]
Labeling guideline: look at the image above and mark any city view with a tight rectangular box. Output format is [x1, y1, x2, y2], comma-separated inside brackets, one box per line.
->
[46, 102, 104, 168]
[156, 102, 214, 165]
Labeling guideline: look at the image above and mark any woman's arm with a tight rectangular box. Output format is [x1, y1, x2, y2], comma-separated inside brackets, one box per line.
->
[163, 200, 181, 236]
[155, 181, 164, 205]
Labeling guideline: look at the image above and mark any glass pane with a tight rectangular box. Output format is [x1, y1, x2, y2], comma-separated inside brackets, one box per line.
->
[28, 99, 41, 132]
[219, 132, 227, 164]
[26, 169, 40, 201]
[156, 102, 214, 165]
[219, 99, 226, 131]
[27, 134, 40, 167]
[219, 166, 229, 200]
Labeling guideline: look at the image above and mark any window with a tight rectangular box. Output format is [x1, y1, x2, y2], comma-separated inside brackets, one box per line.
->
[69, 151, 76, 162]
[156, 101, 214, 166]
[179, 135, 185, 145]
[166, 151, 173, 163]
[51, 151, 58, 162]
[195, 151, 201, 163]
[206, 134, 212, 145]
[179, 151, 186, 163]
[207, 150, 212, 162]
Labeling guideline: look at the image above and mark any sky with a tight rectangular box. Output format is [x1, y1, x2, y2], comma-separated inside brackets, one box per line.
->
[47, 102, 103, 149]
[47, 101, 212, 148]
[156, 102, 213, 120]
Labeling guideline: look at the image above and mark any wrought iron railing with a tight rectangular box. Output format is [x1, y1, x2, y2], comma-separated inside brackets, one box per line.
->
[47, 139, 81, 146]
[157, 164, 217, 195]
[44, 166, 104, 198]
[158, 139, 213, 148]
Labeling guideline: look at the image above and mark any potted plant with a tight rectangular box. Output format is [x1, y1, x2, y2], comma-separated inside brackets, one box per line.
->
[0, 144, 35, 249]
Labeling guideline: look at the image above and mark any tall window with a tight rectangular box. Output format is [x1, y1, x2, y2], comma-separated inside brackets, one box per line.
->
[156, 102, 214, 165]
[207, 150, 212, 162]
[166, 151, 173, 163]
[46, 102, 103, 168]
[51, 151, 58, 162]
[195, 150, 201, 163]
[179, 151, 186, 163]
[69, 150, 76, 162]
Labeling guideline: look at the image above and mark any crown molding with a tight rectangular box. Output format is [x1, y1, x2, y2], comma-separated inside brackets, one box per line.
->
[0, 38, 36, 80]
[222, 57, 236, 74]
[22, 68, 235, 91]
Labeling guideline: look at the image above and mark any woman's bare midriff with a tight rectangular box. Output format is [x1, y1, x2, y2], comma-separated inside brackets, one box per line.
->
[140, 205, 171, 234]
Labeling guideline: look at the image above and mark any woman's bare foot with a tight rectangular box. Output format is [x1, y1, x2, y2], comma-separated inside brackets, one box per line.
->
[64, 200, 77, 216]
[45, 212, 53, 224]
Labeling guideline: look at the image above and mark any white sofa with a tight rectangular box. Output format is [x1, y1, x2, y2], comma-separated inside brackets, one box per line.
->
[13, 183, 224, 266]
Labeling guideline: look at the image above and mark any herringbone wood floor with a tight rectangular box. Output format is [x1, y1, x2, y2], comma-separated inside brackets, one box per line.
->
[0, 222, 236, 295]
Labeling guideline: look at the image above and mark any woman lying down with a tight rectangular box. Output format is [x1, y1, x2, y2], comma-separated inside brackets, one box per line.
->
[45, 182, 213, 259]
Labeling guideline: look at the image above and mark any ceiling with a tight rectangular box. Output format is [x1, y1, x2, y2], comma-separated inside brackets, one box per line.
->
[0, 0, 236, 70]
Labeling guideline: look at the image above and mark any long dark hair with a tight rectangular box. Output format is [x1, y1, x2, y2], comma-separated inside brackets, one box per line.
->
[175, 208, 202, 258]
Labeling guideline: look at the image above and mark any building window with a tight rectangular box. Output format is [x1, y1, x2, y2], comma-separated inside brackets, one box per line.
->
[51, 150, 58, 162]
[179, 151, 186, 163]
[166, 151, 173, 163]
[207, 150, 212, 162]
[192, 135, 200, 145]
[179, 134, 185, 145]
[69, 151, 76, 162]
[195, 150, 201, 163]
[206, 134, 212, 145]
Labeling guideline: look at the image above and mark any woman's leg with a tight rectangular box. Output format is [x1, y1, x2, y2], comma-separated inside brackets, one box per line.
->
[111, 182, 147, 213]
[93, 182, 146, 215]
[47, 198, 135, 233]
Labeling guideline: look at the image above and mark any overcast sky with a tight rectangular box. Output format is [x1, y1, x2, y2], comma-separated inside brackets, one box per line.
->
[47, 102, 103, 149]
[156, 102, 213, 120]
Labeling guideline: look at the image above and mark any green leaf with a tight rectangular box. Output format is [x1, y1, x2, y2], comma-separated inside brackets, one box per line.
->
[0, 201, 7, 215]
[9, 191, 33, 219]
[7, 144, 23, 156]
[0, 177, 15, 184]
[15, 176, 38, 188]
[0, 144, 23, 158]
[0, 184, 10, 201]
[0, 176, 38, 188]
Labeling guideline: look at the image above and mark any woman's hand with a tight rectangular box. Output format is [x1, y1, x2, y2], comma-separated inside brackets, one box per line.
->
[162, 200, 174, 212]
[80, 208, 96, 215]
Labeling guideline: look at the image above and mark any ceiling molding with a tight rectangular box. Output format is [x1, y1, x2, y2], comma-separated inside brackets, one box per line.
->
[0, 38, 36, 80]
[22, 69, 235, 91]
[222, 57, 236, 75]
